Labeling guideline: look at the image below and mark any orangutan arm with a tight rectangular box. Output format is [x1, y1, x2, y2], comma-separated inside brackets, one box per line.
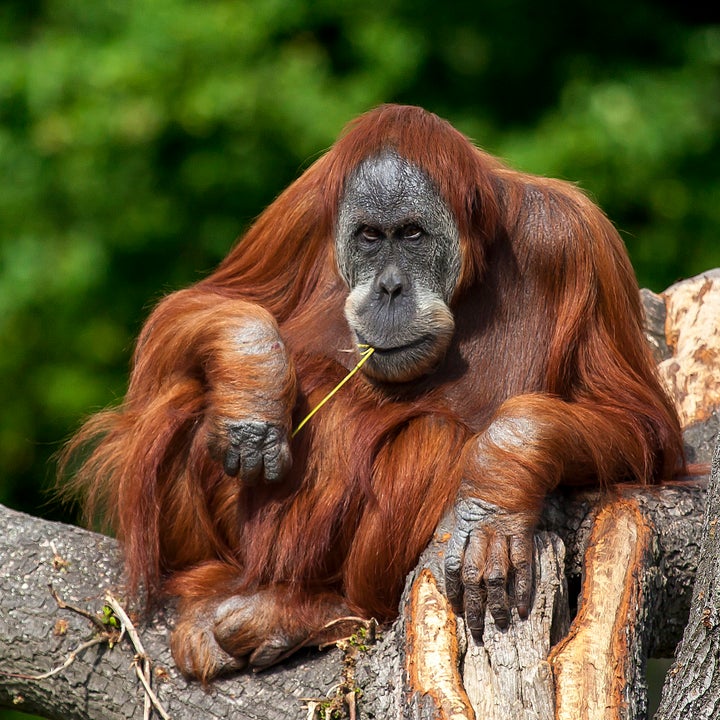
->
[445, 393, 660, 638]
[130, 289, 297, 483]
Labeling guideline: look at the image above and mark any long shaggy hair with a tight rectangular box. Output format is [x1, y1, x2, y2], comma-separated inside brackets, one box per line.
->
[62, 104, 684, 625]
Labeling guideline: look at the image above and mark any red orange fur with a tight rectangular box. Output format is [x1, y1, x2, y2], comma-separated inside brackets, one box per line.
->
[63, 105, 684, 678]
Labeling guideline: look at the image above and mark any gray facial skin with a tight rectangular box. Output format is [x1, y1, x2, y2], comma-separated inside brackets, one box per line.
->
[336, 152, 461, 383]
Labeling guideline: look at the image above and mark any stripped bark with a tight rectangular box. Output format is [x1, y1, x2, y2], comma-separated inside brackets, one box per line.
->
[0, 480, 708, 720]
[550, 500, 656, 720]
[369, 476, 708, 720]
[461, 533, 568, 720]
[654, 269, 720, 428]
[406, 569, 475, 719]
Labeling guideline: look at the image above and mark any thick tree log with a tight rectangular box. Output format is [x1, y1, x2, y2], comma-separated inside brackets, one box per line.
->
[359, 477, 706, 720]
[1, 479, 707, 720]
[654, 428, 720, 719]
[461, 532, 569, 720]
[0, 505, 350, 720]
[550, 499, 656, 720]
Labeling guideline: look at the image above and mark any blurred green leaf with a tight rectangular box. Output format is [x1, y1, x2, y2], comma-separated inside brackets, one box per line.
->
[0, 0, 718, 548]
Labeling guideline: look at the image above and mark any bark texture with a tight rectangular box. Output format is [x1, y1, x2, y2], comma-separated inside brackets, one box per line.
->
[550, 500, 656, 720]
[655, 269, 720, 427]
[0, 505, 348, 720]
[654, 431, 720, 720]
[2, 480, 708, 720]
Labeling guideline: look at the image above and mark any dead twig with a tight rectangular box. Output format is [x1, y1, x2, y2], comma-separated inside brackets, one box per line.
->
[0, 636, 107, 681]
[0, 583, 119, 682]
[104, 592, 172, 720]
[1, 583, 171, 720]
[49, 583, 108, 633]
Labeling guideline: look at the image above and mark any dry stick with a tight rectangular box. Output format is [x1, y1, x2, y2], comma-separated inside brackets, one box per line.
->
[292, 346, 375, 437]
[49, 584, 109, 633]
[0, 637, 107, 681]
[1, 586, 169, 718]
[345, 691, 357, 720]
[0, 584, 118, 681]
[104, 593, 172, 720]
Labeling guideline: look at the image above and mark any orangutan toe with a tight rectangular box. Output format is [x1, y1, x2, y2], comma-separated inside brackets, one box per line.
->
[248, 634, 304, 670]
[172, 586, 359, 678]
[213, 590, 304, 668]
[170, 608, 248, 682]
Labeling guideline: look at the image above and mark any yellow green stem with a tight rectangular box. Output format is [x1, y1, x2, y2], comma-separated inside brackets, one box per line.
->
[291, 346, 375, 438]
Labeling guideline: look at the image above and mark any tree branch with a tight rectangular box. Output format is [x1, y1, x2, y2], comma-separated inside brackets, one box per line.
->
[655, 431, 720, 719]
[0, 476, 709, 720]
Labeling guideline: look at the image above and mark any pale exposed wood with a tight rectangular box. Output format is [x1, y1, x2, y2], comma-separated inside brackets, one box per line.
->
[656, 269, 720, 427]
[550, 500, 654, 720]
[461, 532, 568, 720]
[406, 569, 475, 720]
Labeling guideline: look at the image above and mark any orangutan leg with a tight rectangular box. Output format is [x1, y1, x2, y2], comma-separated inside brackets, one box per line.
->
[170, 582, 357, 680]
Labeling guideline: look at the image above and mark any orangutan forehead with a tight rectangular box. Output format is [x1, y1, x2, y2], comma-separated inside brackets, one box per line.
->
[340, 152, 451, 226]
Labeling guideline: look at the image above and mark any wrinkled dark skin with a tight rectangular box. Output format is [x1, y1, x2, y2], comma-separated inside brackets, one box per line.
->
[444, 497, 535, 639]
[337, 152, 459, 383]
[221, 420, 290, 483]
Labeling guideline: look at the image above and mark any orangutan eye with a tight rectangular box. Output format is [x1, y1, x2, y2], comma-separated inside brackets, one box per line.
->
[359, 226, 383, 243]
[402, 224, 423, 241]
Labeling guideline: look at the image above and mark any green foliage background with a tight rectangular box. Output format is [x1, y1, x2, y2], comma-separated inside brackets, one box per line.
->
[0, 2, 718, 716]
[2, 0, 720, 520]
